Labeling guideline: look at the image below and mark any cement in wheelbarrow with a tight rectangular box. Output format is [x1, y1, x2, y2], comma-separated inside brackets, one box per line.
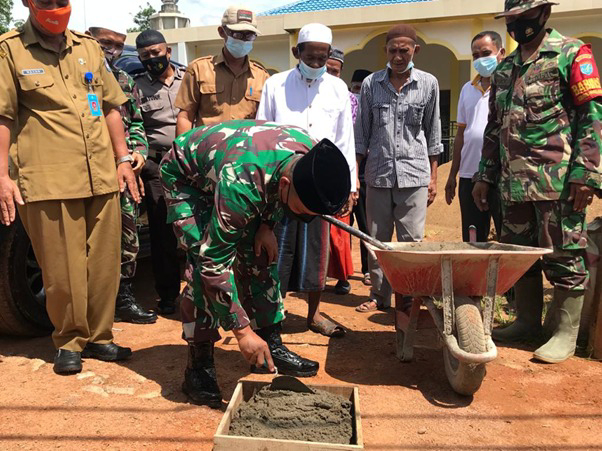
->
[372, 242, 552, 297]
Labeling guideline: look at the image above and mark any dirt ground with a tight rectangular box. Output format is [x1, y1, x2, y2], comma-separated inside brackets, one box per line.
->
[1, 164, 601, 450]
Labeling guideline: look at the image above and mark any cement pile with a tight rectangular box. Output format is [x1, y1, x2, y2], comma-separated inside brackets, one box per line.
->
[229, 386, 354, 444]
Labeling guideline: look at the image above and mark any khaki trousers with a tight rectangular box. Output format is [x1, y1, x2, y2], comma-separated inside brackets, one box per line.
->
[18, 193, 121, 351]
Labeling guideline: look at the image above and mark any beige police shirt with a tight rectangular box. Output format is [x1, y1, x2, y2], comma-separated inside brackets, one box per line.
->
[175, 52, 269, 126]
[0, 20, 127, 203]
[134, 65, 185, 158]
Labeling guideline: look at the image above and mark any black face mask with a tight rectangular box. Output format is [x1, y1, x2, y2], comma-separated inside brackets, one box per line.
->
[141, 54, 169, 77]
[282, 184, 315, 223]
[507, 9, 546, 44]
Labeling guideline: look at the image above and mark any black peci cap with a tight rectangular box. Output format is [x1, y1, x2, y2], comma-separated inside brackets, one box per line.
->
[352, 69, 371, 83]
[292, 138, 351, 215]
[136, 30, 167, 49]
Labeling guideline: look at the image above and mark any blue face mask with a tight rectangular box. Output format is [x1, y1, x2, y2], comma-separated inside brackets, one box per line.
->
[226, 36, 253, 59]
[473, 55, 499, 77]
[298, 60, 327, 80]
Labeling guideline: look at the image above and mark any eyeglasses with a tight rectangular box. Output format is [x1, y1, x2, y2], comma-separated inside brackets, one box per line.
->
[224, 27, 257, 42]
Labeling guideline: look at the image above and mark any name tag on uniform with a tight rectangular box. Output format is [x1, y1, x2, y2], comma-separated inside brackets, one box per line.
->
[87, 93, 102, 117]
[22, 69, 45, 75]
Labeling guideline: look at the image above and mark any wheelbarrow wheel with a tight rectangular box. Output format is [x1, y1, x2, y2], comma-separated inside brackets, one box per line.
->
[443, 298, 486, 396]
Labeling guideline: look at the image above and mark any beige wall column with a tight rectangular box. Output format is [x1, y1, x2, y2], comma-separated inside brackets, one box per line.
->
[506, 32, 518, 53]
[450, 57, 460, 122]
[288, 30, 299, 69]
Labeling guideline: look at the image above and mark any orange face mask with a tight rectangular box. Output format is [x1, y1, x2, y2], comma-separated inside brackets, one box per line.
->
[28, 0, 72, 35]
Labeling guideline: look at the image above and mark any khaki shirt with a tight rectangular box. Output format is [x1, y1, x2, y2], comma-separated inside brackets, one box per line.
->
[0, 20, 127, 203]
[134, 65, 185, 158]
[175, 52, 269, 127]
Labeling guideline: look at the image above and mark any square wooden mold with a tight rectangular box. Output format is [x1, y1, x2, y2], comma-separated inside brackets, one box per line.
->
[214, 379, 364, 451]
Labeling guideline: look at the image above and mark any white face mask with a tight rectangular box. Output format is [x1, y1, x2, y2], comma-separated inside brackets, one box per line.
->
[387, 58, 414, 74]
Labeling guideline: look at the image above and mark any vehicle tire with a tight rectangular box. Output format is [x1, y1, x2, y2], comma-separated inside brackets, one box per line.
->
[0, 219, 52, 336]
[443, 296, 486, 396]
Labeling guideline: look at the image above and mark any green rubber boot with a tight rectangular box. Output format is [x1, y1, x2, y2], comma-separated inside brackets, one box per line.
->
[533, 290, 584, 363]
[492, 273, 543, 342]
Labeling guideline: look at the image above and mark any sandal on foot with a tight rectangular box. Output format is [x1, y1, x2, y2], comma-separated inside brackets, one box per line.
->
[308, 319, 346, 338]
[362, 273, 371, 286]
[355, 300, 379, 313]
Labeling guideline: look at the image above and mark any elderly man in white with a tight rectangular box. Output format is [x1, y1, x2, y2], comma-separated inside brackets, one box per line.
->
[256, 23, 356, 338]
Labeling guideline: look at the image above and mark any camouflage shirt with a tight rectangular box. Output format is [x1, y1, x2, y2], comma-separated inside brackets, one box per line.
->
[112, 66, 148, 157]
[160, 119, 315, 330]
[475, 29, 602, 202]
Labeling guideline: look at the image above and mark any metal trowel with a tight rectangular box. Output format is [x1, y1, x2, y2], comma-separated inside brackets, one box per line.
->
[269, 375, 314, 393]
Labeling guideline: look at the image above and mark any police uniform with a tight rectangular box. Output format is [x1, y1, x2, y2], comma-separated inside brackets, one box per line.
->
[0, 20, 127, 352]
[133, 65, 185, 306]
[175, 52, 269, 126]
[475, 0, 602, 362]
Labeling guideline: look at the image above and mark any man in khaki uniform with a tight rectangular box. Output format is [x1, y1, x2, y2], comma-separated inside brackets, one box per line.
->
[175, 5, 269, 135]
[0, 0, 140, 375]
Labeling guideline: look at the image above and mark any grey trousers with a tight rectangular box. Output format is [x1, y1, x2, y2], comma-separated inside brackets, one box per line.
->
[366, 185, 428, 307]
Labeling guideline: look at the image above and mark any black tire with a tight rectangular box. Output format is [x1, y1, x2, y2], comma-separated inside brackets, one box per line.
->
[0, 219, 52, 336]
[443, 296, 487, 396]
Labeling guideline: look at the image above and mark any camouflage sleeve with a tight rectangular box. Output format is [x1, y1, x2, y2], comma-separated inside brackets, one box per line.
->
[199, 163, 262, 331]
[160, 136, 205, 251]
[127, 83, 149, 157]
[568, 100, 602, 190]
[474, 81, 501, 185]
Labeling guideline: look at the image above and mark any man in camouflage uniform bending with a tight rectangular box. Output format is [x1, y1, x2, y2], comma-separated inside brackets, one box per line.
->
[88, 27, 157, 324]
[473, 0, 602, 363]
[160, 119, 351, 407]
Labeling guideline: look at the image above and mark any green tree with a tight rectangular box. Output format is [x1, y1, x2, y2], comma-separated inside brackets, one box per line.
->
[0, 0, 13, 35]
[127, 2, 157, 33]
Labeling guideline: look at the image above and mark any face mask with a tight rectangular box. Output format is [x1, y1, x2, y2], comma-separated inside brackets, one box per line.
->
[473, 54, 499, 77]
[141, 54, 169, 77]
[387, 59, 414, 74]
[225, 36, 253, 59]
[353, 92, 360, 101]
[28, 0, 71, 35]
[506, 9, 546, 44]
[298, 60, 326, 80]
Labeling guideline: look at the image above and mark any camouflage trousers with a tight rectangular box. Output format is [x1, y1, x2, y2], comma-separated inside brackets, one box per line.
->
[501, 199, 588, 291]
[176, 211, 285, 344]
[120, 189, 139, 280]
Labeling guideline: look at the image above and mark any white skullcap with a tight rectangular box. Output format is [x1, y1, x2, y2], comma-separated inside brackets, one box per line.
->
[297, 23, 332, 45]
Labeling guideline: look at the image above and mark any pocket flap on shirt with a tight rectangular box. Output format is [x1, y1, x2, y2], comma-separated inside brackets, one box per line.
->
[200, 83, 224, 94]
[140, 100, 163, 112]
[17, 73, 54, 91]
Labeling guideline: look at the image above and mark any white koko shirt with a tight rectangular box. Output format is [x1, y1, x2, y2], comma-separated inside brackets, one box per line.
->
[256, 67, 357, 192]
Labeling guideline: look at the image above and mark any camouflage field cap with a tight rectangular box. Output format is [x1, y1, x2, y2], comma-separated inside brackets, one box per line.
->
[495, 0, 558, 18]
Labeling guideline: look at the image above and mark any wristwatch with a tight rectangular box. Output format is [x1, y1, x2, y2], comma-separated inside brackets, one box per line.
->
[116, 155, 134, 166]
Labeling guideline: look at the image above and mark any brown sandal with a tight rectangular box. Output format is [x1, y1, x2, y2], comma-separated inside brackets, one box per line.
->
[355, 300, 379, 313]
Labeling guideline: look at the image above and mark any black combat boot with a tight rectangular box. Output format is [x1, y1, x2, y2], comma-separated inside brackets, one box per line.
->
[115, 280, 158, 324]
[182, 342, 222, 408]
[253, 323, 319, 377]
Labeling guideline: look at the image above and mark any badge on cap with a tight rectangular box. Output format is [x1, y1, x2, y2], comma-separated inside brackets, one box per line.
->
[237, 10, 253, 23]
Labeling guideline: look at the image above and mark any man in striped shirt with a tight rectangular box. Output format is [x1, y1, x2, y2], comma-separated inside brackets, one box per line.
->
[354, 24, 443, 313]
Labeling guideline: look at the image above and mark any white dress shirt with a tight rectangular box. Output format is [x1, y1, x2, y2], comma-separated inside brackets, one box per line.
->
[256, 67, 357, 192]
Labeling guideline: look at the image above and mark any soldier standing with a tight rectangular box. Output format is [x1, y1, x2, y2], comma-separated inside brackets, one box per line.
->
[134, 30, 185, 315]
[473, 0, 602, 363]
[161, 120, 350, 407]
[0, 0, 140, 374]
[87, 26, 157, 324]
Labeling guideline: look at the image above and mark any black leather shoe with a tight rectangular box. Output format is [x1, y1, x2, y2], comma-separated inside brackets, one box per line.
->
[53, 349, 82, 375]
[253, 323, 319, 377]
[157, 298, 177, 315]
[115, 281, 158, 324]
[82, 343, 132, 362]
[182, 342, 222, 408]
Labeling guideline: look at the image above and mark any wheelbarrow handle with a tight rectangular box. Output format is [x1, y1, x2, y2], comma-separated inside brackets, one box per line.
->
[321, 215, 393, 251]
